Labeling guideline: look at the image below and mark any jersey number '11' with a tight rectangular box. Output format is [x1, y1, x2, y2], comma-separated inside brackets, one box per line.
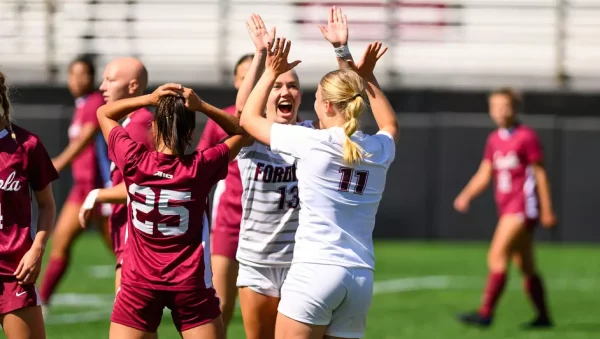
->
[338, 167, 369, 195]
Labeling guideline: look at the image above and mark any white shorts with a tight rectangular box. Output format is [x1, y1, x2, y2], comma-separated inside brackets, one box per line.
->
[278, 262, 373, 338]
[236, 263, 289, 298]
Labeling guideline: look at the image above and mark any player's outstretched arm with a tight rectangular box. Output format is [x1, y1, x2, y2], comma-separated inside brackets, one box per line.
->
[454, 160, 493, 213]
[319, 5, 355, 70]
[52, 123, 98, 172]
[348, 42, 399, 143]
[79, 182, 128, 228]
[182, 87, 244, 136]
[97, 84, 183, 142]
[235, 14, 275, 118]
[240, 38, 301, 146]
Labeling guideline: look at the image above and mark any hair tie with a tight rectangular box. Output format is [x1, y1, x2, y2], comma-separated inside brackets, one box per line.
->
[351, 94, 362, 100]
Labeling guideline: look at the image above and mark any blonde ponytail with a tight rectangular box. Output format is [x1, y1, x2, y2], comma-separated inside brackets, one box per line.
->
[342, 95, 366, 165]
[319, 69, 370, 166]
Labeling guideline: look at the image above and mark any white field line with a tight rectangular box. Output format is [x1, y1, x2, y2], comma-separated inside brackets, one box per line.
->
[43, 275, 600, 325]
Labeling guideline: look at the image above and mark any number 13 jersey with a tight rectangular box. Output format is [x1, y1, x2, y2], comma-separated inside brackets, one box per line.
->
[236, 120, 314, 267]
[483, 124, 543, 220]
[108, 126, 230, 291]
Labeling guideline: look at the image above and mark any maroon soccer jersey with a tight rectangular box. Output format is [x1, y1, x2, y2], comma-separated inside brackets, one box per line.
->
[108, 126, 230, 290]
[110, 108, 154, 256]
[483, 124, 542, 219]
[0, 125, 58, 280]
[69, 91, 105, 183]
[197, 105, 243, 234]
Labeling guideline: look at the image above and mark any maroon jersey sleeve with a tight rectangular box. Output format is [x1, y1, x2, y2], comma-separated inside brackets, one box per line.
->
[199, 143, 230, 187]
[483, 134, 494, 162]
[81, 93, 104, 126]
[26, 136, 59, 191]
[523, 130, 543, 164]
[108, 127, 145, 173]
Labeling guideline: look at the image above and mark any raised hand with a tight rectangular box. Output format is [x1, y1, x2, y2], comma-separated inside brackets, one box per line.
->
[182, 87, 204, 112]
[245, 13, 276, 52]
[266, 38, 302, 76]
[348, 41, 388, 78]
[148, 83, 183, 105]
[318, 6, 348, 47]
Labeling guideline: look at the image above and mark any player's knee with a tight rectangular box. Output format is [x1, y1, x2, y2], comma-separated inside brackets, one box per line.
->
[487, 249, 509, 272]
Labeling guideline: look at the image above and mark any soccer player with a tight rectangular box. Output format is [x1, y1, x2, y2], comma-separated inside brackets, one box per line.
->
[240, 35, 399, 339]
[39, 55, 110, 307]
[233, 14, 316, 339]
[97, 83, 246, 338]
[78, 57, 153, 292]
[454, 88, 556, 328]
[198, 53, 252, 333]
[0, 71, 59, 339]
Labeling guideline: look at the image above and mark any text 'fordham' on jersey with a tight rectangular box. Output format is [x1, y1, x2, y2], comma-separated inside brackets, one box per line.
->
[253, 162, 297, 183]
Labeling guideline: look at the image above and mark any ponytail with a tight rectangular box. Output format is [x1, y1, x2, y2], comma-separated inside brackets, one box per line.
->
[0, 71, 16, 141]
[342, 95, 366, 165]
[154, 96, 196, 158]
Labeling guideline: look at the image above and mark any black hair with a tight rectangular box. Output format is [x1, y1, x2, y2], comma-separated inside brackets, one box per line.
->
[234, 54, 254, 76]
[0, 71, 16, 140]
[70, 54, 97, 86]
[154, 96, 196, 158]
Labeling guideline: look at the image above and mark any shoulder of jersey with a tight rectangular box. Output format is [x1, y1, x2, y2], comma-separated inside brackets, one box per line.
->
[135, 107, 155, 122]
[10, 124, 38, 147]
[296, 120, 315, 129]
[90, 91, 106, 105]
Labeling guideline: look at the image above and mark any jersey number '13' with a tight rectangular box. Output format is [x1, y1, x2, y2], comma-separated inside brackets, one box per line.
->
[128, 184, 191, 236]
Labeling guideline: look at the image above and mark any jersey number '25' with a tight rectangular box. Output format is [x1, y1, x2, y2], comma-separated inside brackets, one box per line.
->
[339, 167, 370, 195]
[129, 184, 191, 236]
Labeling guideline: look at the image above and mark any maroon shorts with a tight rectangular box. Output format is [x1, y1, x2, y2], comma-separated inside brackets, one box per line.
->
[211, 226, 240, 259]
[0, 282, 41, 315]
[111, 283, 221, 333]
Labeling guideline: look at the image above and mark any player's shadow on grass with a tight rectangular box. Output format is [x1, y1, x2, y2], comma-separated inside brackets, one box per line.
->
[547, 322, 600, 333]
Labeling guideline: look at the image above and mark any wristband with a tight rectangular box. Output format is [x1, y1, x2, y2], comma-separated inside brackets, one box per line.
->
[82, 189, 100, 211]
[334, 45, 352, 59]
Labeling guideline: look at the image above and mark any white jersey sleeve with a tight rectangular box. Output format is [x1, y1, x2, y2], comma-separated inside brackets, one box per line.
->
[270, 122, 322, 159]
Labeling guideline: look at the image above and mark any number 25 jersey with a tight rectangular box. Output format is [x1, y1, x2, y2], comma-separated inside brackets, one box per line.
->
[483, 124, 543, 220]
[108, 126, 230, 291]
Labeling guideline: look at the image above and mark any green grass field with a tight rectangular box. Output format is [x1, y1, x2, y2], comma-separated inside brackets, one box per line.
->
[5, 234, 600, 339]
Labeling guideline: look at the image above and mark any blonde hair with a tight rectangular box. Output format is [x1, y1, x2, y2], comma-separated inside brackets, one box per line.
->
[319, 69, 368, 166]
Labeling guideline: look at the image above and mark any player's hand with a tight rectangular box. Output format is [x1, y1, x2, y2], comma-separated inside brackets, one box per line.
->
[245, 13, 276, 53]
[148, 83, 184, 106]
[266, 38, 301, 76]
[181, 87, 204, 112]
[454, 194, 470, 214]
[14, 245, 44, 285]
[347, 41, 388, 78]
[319, 6, 349, 47]
[79, 189, 99, 228]
[541, 209, 557, 228]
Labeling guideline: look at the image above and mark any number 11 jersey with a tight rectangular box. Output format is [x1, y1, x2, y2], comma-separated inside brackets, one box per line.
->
[108, 126, 230, 291]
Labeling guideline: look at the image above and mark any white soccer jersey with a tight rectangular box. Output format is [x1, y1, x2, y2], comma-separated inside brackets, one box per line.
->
[236, 120, 315, 266]
[270, 124, 396, 270]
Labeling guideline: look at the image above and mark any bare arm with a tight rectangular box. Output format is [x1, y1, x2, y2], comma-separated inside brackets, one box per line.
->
[224, 135, 251, 162]
[239, 68, 277, 146]
[196, 100, 244, 136]
[32, 184, 56, 252]
[14, 184, 56, 284]
[235, 14, 275, 118]
[532, 162, 556, 227]
[53, 123, 98, 172]
[97, 182, 127, 204]
[457, 160, 493, 203]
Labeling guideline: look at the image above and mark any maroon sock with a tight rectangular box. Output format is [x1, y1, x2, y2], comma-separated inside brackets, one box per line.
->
[525, 275, 549, 319]
[39, 258, 68, 304]
[478, 272, 507, 318]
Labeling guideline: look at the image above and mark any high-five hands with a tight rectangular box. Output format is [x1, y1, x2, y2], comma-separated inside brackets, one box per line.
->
[319, 6, 348, 47]
[245, 13, 276, 53]
[265, 38, 302, 76]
